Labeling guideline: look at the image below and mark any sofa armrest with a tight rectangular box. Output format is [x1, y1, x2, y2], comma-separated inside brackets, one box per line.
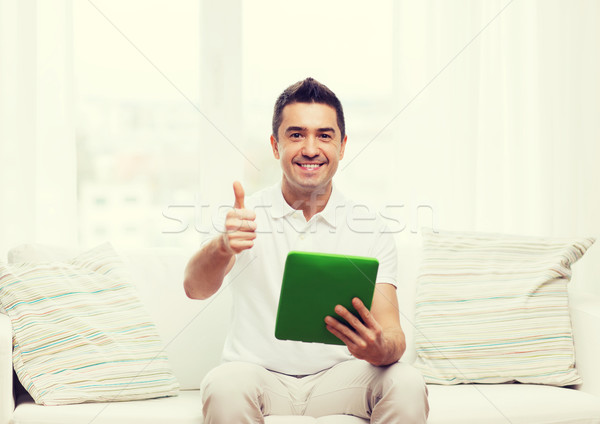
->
[570, 291, 600, 397]
[0, 314, 14, 424]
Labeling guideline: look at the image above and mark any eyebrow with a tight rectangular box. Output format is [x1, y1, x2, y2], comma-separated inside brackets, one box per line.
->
[285, 126, 336, 134]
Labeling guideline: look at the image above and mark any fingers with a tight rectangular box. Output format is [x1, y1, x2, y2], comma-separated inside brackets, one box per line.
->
[225, 214, 257, 231]
[228, 208, 256, 221]
[326, 315, 363, 347]
[325, 300, 385, 363]
[351, 297, 378, 329]
[325, 318, 360, 349]
[224, 233, 256, 253]
[223, 181, 255, 255]
[334, 303, 367, 334]
[222, 216, 256, 254]
[326, 300, 388, 365]
[331, 300, 381, 340]
[233, 181, 245, 209]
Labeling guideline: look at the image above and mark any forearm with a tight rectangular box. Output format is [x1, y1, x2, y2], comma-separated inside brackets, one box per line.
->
[183, 236, 234, 300]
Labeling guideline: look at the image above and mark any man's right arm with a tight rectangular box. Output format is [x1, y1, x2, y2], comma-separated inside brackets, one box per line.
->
[183, 181, 256, 300]
[183, 236, 236, 300]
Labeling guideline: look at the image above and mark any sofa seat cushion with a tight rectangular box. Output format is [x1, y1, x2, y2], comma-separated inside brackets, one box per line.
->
[12, 390, 368, 424]
[14, 384, 600, 424]
[427, 384, 600, 424]
[13, 391, 204, 424]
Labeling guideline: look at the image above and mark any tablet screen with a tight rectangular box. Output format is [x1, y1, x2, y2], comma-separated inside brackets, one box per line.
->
[275, 251, 379, 345]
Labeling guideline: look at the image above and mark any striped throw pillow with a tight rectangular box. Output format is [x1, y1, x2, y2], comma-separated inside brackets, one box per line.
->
[414, 229, 595, 386]
[0, 243, 179, 405]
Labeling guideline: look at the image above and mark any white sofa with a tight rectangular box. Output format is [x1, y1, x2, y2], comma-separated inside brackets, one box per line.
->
[2, 242, 600, 424]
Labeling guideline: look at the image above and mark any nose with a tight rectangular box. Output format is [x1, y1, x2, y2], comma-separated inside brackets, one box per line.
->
[301, 136, 319, 157]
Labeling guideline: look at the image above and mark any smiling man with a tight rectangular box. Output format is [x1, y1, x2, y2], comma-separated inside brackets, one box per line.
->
[184, 78, 429, 423]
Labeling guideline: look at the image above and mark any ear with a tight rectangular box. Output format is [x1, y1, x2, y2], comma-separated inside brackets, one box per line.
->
[270, 135, 280, 159]
[339, 135, 347, 160]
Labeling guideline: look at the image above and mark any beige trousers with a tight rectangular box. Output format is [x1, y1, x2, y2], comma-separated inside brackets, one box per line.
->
[201, 360, 429, 424]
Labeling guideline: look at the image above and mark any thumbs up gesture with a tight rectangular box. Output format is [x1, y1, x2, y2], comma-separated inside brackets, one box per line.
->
[222, 181, 257, 255]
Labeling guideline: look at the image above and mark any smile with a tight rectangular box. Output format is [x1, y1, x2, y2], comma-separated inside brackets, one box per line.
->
[297, 163, 324, 170]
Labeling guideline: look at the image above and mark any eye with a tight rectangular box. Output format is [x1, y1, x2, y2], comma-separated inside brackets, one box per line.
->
[319, 133, 332, 140]
[290, 133, 302, 139]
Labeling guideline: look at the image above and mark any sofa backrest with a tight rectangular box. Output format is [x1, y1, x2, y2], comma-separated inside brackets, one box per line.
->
[395, 234, 423, 364]
[126, 238, 424, 389]
[6, 238, 423, 391]
[121, 249, 233, 391]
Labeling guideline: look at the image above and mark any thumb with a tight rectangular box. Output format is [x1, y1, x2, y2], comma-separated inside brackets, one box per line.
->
[233, 181, 245, 209]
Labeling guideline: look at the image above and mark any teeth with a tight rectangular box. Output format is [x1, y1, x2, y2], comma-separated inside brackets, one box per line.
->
[301, 164, 321, 169]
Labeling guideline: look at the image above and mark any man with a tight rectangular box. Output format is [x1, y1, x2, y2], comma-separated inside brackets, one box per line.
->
[184, 78, 429, 423]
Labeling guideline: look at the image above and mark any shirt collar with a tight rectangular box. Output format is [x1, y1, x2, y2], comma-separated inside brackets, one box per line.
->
[268, 181, 346, 227]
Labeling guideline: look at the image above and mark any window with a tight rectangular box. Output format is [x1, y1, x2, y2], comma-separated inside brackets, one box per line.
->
[73, 0, 201, 248]
[242, 0, 396, 205]
[73, 1, 395, 249]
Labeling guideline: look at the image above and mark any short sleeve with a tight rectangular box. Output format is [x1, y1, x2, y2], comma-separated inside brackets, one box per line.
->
[369, 226, 398, 287]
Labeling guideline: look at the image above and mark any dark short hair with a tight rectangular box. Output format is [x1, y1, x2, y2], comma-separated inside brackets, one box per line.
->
[272, 77, 345, 141]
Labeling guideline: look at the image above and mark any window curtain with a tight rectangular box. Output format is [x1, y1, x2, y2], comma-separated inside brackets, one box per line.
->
[1, 1, 598, 293]
[0, 0, 77, 258]
[392, 0, 600, 293]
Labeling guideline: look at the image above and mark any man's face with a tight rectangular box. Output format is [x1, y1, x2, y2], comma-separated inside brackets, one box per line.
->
[270, 102, 347, 200]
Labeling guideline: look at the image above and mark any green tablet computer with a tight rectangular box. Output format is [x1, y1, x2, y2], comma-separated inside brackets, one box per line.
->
[275, 251, 379, 345]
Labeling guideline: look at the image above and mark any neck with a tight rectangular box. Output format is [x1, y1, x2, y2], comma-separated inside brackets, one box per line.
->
[281, 181, 332, 221]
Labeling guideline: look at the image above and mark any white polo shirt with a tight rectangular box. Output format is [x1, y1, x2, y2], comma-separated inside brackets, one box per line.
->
[217, 182, 398, 375]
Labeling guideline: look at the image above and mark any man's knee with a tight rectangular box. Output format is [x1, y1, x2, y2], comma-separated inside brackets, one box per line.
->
[201, 361, 264, 401]
[201, 362, 267, 423]
[378, 362, 429, 422]
[379, 362, 428, 404]
[383, 362, 427, 392]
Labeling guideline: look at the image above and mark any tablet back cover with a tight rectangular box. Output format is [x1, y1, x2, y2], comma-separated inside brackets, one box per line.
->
[275, 251, 379, 345]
